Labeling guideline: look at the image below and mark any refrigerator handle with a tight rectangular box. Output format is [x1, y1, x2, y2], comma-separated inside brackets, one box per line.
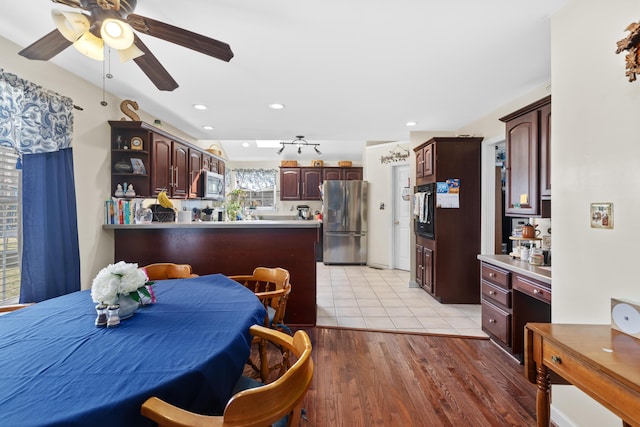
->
[343, 183, 348, 227]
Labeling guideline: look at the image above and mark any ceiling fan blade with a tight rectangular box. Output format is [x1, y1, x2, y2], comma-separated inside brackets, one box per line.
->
[127, 13, 234, 62]
[131, 35, 179, 91]
[51, 0, 85, 9]
[18, 29, 72, 60]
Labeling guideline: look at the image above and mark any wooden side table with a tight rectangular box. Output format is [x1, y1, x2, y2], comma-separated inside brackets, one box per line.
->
[524, 323, 640, 427]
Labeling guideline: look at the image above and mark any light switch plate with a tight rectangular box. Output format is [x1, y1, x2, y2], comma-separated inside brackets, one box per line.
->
[611, 298, 640, 339]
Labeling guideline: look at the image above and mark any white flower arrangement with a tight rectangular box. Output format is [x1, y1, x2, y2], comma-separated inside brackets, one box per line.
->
[91, 261, 154, 305]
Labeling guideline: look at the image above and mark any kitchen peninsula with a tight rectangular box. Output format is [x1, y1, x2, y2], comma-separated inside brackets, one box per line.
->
[104, 220, 320, 326]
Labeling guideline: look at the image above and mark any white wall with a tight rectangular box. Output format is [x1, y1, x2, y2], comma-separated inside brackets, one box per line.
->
[548, 1, 640, 425]
[363, 141, 411, 269]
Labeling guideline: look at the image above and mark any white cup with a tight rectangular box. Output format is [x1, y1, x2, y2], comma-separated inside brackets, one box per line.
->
[520, 248, 530, 262]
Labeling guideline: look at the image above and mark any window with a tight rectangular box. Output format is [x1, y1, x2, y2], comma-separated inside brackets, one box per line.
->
[232, 168, 277, 210]
[0, 147, 21, 304]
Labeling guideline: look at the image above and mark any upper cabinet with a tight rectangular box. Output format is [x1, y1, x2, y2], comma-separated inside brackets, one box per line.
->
[279, 166, 363, 201]
[322, 167, 363, 181]
[499, 96, 551, 217]
[110, 121, 224, 199]
[415, 142, 434, 182]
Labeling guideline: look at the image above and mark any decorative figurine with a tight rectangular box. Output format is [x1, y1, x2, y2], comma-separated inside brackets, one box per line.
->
[114, 184, 124, 198]
[125, 184, 136, 198]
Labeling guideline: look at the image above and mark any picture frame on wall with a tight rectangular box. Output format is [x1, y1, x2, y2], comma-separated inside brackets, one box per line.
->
[590, 202, 613, 229]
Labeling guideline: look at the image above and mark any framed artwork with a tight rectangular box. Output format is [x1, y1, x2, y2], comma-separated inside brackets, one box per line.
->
[130, 158, 146, 175]
[590, 202, 613, 229]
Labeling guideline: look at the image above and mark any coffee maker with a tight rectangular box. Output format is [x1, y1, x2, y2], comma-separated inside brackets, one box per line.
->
[296, 205, 311, 220]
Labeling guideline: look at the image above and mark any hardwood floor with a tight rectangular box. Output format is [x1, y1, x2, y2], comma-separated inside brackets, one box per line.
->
[298, 327, 537, 426]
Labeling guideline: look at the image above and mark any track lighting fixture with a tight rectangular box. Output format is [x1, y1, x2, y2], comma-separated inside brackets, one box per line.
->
[276, 136, 321, 156]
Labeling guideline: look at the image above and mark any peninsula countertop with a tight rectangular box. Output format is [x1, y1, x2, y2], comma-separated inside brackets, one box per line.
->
[477, 254, 551, 285]
[103, 219, 321, 230]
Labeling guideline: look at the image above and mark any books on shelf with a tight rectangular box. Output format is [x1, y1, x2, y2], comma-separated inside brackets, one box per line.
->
[105, 198, 143, 225]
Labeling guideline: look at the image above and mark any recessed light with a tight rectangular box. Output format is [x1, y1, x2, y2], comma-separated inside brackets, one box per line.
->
[269, 103, 285, 110]
[406, 121, 417, 127]
[242, 142, 250, 148]
[193, 104, 207, 110]
[202, 125, 214, 130]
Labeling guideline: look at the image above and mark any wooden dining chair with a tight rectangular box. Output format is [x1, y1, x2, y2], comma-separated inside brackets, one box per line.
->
[228, 267, 293, 382]
[0, 303, 34, 314]
[227, 267, 291, 333]
[141, 263, 199, 280]
[141, 324, 314, 427]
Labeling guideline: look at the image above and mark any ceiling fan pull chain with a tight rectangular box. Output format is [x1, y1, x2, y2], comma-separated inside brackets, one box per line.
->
[106, 47, 113, 79]
[100, 55, 108, 107]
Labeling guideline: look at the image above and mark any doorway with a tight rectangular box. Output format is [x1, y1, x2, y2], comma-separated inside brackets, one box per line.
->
[392, 164, 410, 270]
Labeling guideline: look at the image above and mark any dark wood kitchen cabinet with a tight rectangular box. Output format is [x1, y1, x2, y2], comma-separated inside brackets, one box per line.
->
[151, 138, 189, 198]
[322, 167, 362, 181]
[110, 121, 224, 200]
[280, 168, 301, 200]
[280, 166, 362, 200]
[415, 243, 433, 293]
[499, 95, 551, 217]
[413, 137, 483, 304]
[479, 257, 551, 362]
[188, 149, 202, 198]
[301, 168, 322, 200]
[415, 143, 434, 181]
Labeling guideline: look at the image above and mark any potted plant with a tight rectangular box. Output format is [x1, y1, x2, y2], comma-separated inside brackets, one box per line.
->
[225, 189, 245, 221]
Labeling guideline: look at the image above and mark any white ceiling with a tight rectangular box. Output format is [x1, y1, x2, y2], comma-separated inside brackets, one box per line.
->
[0, 0, 567, 161]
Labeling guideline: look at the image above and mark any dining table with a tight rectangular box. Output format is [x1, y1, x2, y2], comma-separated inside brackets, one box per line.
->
[0, 273, 266, 427]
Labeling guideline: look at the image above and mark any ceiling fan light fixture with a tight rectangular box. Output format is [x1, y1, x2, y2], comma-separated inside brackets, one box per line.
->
[117, 43, 144, 62]
[52, 9, 90, 42]
[73, 31, 104, 61]
[101, 19, 134, 50]
[314, 146, 322, 155]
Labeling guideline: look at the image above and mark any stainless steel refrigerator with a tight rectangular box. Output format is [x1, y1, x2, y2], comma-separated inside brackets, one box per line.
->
[322, 180, 368, 265]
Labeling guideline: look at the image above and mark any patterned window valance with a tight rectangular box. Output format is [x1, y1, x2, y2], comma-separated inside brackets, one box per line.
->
[233, 168, 277, 191]
[0, 69, 74, 155]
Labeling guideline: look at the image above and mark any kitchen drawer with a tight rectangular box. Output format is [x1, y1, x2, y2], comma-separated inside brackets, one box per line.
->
[513, 274, 551, 304]
[481, 280, 511, 308]
[481, 263, 510, 289]
[482, 301, 511, 346]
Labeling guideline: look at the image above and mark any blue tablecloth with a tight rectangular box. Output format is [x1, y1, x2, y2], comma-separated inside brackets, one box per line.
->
[0, 274, 266, 427]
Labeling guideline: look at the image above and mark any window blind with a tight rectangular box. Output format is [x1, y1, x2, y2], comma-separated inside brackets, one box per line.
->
[0, 147, 21, 304]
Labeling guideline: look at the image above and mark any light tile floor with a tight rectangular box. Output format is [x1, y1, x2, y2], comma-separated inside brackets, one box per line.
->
[316, 263, 487, 337]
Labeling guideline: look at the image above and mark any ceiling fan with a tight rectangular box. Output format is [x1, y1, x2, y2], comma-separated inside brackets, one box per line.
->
[18, 0, 234, 91]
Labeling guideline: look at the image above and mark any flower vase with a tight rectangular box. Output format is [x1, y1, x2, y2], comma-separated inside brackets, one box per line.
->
[116, 294, 139, 320]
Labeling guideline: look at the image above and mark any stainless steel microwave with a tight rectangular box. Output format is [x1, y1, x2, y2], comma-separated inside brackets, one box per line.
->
[201, 170, 225, 200]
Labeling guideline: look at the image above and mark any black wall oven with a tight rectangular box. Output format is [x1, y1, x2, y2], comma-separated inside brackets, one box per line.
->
[415, 183, 435, 239]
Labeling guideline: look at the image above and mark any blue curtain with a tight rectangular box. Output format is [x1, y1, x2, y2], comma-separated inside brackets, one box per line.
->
[21, 149, 80, 302]
[0, 70, 80, 302]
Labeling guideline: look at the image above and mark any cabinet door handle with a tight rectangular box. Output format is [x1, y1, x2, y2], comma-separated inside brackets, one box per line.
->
[169, 166, 174, 187]
[533, 289, 541, 295]
[489, 318, 496, 324]
[174, 167, 179, 188]
[489, 290, 496, 295]
[489, 273, 496, 278]
[551, 355, 562, 364]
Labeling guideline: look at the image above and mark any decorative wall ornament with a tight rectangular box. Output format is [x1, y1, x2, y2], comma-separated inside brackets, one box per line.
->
[615, 21, 640, 82]
[120, 99, 140, 121]
[380, 145, 410, 164]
